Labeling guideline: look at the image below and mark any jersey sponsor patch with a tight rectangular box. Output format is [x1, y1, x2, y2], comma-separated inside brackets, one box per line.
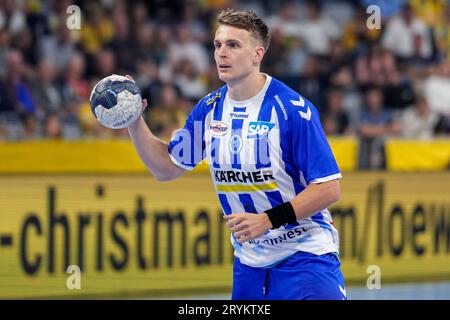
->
[247, 121, 275, 139]
[209, 121, 230, 136]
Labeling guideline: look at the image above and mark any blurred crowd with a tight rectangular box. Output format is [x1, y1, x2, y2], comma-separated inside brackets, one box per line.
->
[0, 0, 449, 169]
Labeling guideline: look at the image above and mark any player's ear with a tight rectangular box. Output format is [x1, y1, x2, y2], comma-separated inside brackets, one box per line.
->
[254, 46, 265, 64]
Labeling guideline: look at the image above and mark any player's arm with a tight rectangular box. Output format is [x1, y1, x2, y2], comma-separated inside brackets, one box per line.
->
[225, 180, 340, 243]
[289, 179, 340, 220]
[128, 103, 185, 181]
[226, 97, 342, 242]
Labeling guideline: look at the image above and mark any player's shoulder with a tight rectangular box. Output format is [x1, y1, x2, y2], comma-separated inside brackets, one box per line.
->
[269, 77, 318, 122]
[203, 86, 227, 106]
[190, 85, 228, 118]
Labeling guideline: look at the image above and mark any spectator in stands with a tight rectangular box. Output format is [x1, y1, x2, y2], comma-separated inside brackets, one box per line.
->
[282, 36, 310, 77]
[266, 1, 303, 38]
[382, 3, 433, 61]
[130, 1, 150, 36]
[1, 50, 35, 115]
[261, 28, 287, 76]
[38, 18, 75, 74]
[330, 66, 363, 128]
[0, 27, 10, 79]
[43, 114, 62, 139]
[135, 22, 158, 63]
[321, 87, 352, 136]
[146, 84, 188, 139]
[108, 3, 136, 74]
[410, 0, 446, 28]
[0, 0, 26, 35]
[11, 28, 36, 66]
[358, 87, 401, 169]
[94, 48, 117, 78]
[173, 59, 208, 102]
[62, 53, 90, 103]
[434, 3, 450, 61]
[31, 59, 62, 116]
[79, 2, 114, 55]
[355, 43, 398, 89]
[424, 58, 450, 116]
[298, 1, 341, 57]
[296, 55, 325, 108]
[180, 2, 209, 43]
[20, 113, 41, 139]
[383, 68, 415, 110]
[401, 96, 440, 139]
[169, 22, 209, 76]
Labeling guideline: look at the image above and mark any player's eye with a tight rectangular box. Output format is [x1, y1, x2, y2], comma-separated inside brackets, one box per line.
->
[229, 42, 238, 48]
[214, 42, 221, 49]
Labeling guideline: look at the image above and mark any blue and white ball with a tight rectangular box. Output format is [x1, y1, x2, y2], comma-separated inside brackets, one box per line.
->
[90, 74, 143, 129]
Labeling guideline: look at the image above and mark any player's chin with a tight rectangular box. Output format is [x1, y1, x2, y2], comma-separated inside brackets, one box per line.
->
[217, 70, 232, 81]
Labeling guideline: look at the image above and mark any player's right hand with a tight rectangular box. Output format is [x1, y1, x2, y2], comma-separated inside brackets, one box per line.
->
[125, 74, 148, 110]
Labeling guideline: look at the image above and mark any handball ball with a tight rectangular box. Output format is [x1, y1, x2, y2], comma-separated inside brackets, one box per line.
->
[90, 74, 143, 129]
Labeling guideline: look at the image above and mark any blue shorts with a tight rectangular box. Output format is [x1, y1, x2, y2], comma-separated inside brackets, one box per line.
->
[232, 251, 347, 300]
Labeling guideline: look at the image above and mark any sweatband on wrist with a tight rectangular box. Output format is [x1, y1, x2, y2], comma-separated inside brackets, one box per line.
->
[265, 202, 297, 229]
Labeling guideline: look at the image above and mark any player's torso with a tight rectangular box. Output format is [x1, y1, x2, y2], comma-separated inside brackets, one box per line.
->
[203, 82, 295, 212]
[199, 79, 340, 267]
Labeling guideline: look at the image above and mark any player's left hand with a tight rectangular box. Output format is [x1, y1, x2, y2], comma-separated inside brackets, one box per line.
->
[224, 213, 272, 243]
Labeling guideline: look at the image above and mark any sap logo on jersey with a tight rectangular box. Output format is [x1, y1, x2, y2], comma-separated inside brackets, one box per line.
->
[247, 121, 275, 139]
[209, 121, 230, 136]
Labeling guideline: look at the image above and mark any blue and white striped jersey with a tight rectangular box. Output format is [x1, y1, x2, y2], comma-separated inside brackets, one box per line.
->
[168, 74, 342, 268]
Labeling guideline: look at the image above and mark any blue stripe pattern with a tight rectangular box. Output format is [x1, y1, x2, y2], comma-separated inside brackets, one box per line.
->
[264, 190, 284, 208]
[238, 194, 257, 213]
[311, 212, 333, 232]
[218, 193, 232, 215]
[230, 118, 244, 169]
[255, 89, 273, 169]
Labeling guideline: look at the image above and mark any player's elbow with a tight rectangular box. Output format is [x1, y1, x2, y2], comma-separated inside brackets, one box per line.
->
[327, 180, 341, 204]
[152, 165, 184, 182]
[153, 171, 176, 182]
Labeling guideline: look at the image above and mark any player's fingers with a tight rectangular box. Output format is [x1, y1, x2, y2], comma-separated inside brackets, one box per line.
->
[234, 229, 249, 239]
[125, 74, 134, 81]
[231, 222, 247, 233]
[236, 233, 250, 243]
[142, 99, 148, 109]
[226, 217, 243, 228]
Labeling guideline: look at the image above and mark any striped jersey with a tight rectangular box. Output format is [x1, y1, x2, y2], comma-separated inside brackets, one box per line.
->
[168, 74, 342, 268]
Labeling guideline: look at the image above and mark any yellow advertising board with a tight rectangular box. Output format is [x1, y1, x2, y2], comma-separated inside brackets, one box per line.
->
[0, 172, 449, 298]
[0, 137, 357, 173]
[386, 139, 450, 171]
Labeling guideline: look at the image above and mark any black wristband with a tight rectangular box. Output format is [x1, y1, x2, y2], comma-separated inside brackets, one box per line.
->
[265, 202, 297, 229]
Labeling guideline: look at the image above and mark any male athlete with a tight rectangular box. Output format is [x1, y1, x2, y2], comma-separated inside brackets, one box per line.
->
[127, 9, 346, 300]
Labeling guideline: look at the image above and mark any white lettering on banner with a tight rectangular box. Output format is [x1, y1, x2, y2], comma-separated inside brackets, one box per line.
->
[366, 5, 381, 30]
[367, 265, 382, 289]
[66, 5, 81, 30]
[66, 265, 81, 289]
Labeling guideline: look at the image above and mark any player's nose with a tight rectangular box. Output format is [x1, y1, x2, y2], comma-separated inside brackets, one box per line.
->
[216, 46, 228, 58]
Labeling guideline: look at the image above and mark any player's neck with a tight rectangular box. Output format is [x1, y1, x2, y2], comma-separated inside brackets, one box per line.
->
[227, 72, 266, 102]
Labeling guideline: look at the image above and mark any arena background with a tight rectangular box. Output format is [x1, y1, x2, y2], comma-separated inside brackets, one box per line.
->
[0, 0, 449, 299]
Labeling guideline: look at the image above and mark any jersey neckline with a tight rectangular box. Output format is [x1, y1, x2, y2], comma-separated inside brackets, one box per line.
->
[226, 73, 272, 106]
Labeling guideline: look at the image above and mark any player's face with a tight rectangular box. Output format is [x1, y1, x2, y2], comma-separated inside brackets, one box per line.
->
[214, 25, 264, 84]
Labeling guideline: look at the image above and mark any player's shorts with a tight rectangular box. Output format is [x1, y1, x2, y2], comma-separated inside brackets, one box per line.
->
[232, 251, 347, 300]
